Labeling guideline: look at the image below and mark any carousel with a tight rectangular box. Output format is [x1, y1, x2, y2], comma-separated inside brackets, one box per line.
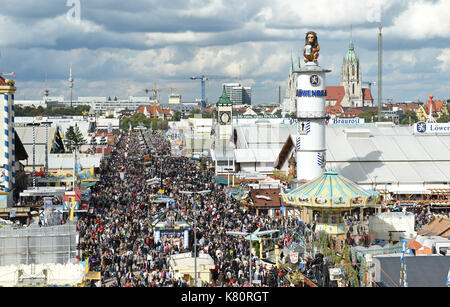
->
[281, 172, 379, 236]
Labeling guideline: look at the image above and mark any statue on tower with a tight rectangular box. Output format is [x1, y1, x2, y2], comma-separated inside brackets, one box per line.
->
[303, 31, 320, 63]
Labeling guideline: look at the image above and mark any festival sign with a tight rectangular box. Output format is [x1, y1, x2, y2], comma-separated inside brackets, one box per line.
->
[328, 118, 365, 125]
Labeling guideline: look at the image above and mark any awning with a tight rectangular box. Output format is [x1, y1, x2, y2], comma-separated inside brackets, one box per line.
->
[80, 181, 99, 188]
[386, 185, 431, 195]
[214, 176, 230, 185]
[85, 271, 101, 280]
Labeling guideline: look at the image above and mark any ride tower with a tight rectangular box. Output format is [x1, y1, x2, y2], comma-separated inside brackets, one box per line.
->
[295, 31, 331, 182]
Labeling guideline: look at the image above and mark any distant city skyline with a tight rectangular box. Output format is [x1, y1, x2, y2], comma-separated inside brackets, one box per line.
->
[1, 0, 449, 104]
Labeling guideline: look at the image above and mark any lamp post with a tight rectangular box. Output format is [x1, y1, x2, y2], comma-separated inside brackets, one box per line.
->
[180, 189, 211, 287]
[26, 122, 41, 189]
[226, 229, 279, 286]
[41, 122, 52, 179]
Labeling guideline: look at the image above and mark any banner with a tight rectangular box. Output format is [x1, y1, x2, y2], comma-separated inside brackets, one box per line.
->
[415, 122, 450, 135]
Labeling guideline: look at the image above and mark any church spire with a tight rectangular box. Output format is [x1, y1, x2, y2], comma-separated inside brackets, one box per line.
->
[349, 24, 354, 50]
[290, 51, 294, 74]
[345, 25, 357, 62]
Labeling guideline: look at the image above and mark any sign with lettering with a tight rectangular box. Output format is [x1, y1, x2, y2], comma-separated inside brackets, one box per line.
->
[296, 89, 327, 97]
[415, 122, 450, 134]
[329, 118, 365, 125]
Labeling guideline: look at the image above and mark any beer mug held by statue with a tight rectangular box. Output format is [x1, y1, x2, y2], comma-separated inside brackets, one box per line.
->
[303, 31, 320, 63]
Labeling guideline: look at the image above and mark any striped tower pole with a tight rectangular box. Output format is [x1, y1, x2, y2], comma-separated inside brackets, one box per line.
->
[3, 93, 10, 193]
[11, 93, 15, 191]
[0, 79, 16, 207]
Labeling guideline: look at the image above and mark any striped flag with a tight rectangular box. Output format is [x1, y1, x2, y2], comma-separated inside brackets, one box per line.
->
[296, 137, 301, 151]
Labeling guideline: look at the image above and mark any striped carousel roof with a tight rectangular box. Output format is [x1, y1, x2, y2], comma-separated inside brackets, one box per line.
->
[281, 171, 378, 209]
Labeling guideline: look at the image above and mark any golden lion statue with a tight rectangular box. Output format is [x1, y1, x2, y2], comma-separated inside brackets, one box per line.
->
[303, 31, 320, 63]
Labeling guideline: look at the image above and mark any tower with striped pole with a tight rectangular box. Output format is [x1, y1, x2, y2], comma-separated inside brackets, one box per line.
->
[0, 77, 17, 207]
[295, 31, 331, 181]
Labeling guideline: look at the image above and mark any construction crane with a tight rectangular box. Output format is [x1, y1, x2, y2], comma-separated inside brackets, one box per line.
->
[362, 81, 376, 93]
[190, 75, 235, 113]
[144, 83, 184, 106]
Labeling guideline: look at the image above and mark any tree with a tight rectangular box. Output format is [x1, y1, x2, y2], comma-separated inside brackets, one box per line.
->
[359, 110, 377, 123]
[401, 111, 419, 125]
[172, 111, 182, 122]
[65, 125, 87, 152]
[437, 114, 450, 123]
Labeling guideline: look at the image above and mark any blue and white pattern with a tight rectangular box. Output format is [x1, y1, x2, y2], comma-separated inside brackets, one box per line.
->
[2, 92, 15, 192]
[317, 152, 325, 167]
[11, 94, 15, 190]
[3, 94, 10, 192]
[296, 137, 301, 151]
[305, 121, 311, 134]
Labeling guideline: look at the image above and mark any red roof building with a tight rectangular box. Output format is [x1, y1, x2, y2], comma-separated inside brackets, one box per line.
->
[137, 105, 163, 118]
[362, 88, 373, 101]
[326, 85, 374, 109]
[424, 100, 448, 117]
[339, 108, 364, 118]
[326, 86, 346, 106]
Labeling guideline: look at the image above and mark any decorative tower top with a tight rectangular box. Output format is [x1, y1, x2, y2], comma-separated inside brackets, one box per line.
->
[345, 29, 358, 63]
[303, 31, 320, 64]
[217, 86, 232, 106]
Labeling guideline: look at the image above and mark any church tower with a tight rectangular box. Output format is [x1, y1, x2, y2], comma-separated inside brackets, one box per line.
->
[340, 32, 363, 108]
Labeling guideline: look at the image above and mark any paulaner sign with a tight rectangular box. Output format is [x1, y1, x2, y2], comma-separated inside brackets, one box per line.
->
[415, 122, 450, 134]
[296, 89, 327, 97]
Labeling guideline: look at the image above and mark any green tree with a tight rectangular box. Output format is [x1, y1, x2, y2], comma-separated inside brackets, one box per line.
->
[172, 111, 182, 121]
[65, 125, 87, 152]
[401, 111, 419, 125]
[437, 114, 450, 123]
[359, 110, 378, 123]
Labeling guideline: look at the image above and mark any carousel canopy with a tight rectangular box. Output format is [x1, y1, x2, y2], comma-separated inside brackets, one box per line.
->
[281, 171, 378, 209]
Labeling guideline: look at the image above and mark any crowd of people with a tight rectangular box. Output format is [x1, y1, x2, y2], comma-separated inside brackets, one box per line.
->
[76, 129, 449, 287]
[77, 130, 295, 287]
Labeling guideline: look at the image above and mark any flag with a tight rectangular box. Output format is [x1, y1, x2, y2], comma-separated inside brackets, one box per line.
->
[52, 127, 65, 153]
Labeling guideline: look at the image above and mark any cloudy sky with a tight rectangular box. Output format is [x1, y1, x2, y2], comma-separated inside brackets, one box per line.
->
[1, 0, 449, 104]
